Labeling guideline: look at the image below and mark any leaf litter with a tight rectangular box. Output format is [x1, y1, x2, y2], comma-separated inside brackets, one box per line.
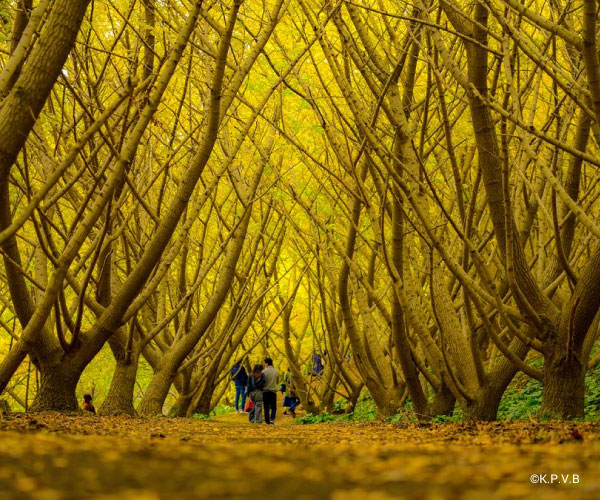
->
[0, 413, 598, 499]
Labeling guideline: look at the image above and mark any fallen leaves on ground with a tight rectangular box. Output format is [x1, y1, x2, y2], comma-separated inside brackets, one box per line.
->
[0, 413, 598, 499]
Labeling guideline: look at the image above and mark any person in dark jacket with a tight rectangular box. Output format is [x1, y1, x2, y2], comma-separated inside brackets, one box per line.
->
[313, 352, 324, 375]
[231, 360, 249, 413]
[247, 364, 265, 423]
[282, 369, 299, 418]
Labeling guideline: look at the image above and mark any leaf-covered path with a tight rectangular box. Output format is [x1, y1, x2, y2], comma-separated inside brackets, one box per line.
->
[0, 414, 599, 500]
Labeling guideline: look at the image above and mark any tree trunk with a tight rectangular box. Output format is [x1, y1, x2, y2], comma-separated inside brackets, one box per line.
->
[0, 0, 91, 174]
[321, 386, 335, 413]
[99, 355, 139, 416]
[371, 386, 405, 418]
[431, 382, 456, 417]
[187, 367, 219, 416]
[462, 381, 511, 422]
[194, 387, 214, 416]
[137, 370, 174, 416]
[0, 339, 28, 394]
[541, 357, 585, 418]
[30, 365, 79, 412]
[462, 392, 503, 421]
[168, 369, 192, 417]
[345, 384, 363, 414]
[374, 399, 403, 419]
[461, 336, 530, 421]
[170, 393, 193, 417]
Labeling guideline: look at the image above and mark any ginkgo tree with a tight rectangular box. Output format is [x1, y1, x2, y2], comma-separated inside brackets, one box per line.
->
[0, 0, 598, 421]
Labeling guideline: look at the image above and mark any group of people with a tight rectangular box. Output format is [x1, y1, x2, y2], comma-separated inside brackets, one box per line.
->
[79, 359, 298, 421]
[230, 358, 300, 424]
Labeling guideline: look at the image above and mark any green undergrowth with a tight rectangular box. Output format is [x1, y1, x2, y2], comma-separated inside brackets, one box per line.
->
[296, 399, 378, 424]
[296, 360, 600, 425]
[496, 359, 600, 420]
[192, 404, 235, 419]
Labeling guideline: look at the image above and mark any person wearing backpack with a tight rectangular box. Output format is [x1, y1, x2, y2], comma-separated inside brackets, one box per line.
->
[247, 364, 265, 423]
[231, 360, 249, 413]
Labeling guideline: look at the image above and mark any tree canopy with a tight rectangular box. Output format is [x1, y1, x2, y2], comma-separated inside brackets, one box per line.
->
[1, 0, 600, 421]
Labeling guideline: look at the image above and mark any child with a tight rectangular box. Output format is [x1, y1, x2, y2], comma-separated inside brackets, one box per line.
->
[82, 394, 96, 414]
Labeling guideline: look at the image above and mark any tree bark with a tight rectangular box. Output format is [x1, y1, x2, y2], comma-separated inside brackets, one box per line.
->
[461, 337, 529, 421]
[193, 380, 216, 416]
[431, 382, 456, 417]
[30, 364, 79, 412]
[0, 0, 91, 176]
[541, 359, 585, 418]
[462, 387, 505, 422]
[137, 368, 174, 416]
[0, 339, 28, 394]
[98, 354, 139, 416]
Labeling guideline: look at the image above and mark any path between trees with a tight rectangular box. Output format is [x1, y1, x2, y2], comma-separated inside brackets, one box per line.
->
[0, 414, 599, 499]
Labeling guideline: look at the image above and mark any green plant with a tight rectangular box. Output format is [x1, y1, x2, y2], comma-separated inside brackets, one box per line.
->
[346, 400, 377, 421]
[191, 413, 211, 420]
[296, 412, 336, 424]
[333, 400, 347, 414]
[430, 414, 461, 424]
[211, 404, 235, 416]
[584, 362, 600, 417]
[497, 379, 543, 420]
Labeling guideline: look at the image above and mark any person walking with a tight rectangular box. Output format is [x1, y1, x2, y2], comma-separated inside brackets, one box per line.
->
[313, 351, 324, 376]
[282, 369, 299, 418]
[288, 391, 299, 418]
[282, 367, 291, 415]
[262, 357, 279, 424]
[247, 364, 265, 423]
[231, 360, 248, 413]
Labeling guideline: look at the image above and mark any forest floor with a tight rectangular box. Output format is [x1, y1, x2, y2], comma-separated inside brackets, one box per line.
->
[0, 412, 599, 500]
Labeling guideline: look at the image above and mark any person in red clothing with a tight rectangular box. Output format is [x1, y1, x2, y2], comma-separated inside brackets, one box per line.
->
[82, 394, 96, 414]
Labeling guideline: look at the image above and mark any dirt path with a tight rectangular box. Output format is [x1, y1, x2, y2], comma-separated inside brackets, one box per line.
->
[0, 413, 599, 499]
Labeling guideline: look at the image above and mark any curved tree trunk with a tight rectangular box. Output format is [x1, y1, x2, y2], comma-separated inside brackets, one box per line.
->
[372, 393, 405, 418]
[431, 382, 456, 417]
[137, 369, 174, 417]
[99, 354, 139, 416]
[344, 383, 363, 414]
[462, 387, 504, 422]
[168, 368, 193, 417]
[170, 393, 193, 418]
[0, 340, 28, 394]
[461, 336, 529, 421]
[184, 365, 219, 417]
[319, 370, 337, 413]
[193, 383, 215, 416]
[0, 0, 92, 397]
